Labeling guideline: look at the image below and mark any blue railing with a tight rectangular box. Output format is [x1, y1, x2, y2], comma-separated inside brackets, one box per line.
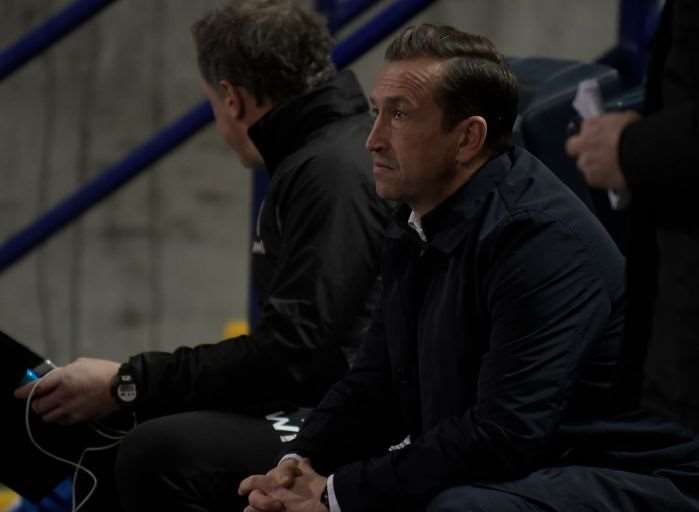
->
[0, 102, 213, 271]
[0, 0, 118, 82]
[332, 0, 433, 67]
[317, 0, 382, 33]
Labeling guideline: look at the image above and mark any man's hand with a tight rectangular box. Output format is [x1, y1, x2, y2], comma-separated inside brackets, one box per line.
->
[239, 458, 303, 511]
[14, 357, 121, 425]
[565, 110, 641, 191]
[240, 458, 328, 512]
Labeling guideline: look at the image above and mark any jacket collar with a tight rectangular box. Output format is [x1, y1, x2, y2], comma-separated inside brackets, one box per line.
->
[387, 147, 517, 253]
[248, 70, 369, 174]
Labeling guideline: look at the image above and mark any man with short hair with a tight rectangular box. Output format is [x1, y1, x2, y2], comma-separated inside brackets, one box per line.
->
[240, 24, 699, 512]
[13, 1, 388, 510]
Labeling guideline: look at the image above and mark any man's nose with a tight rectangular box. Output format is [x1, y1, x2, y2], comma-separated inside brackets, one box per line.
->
[366, 117, 387, 152]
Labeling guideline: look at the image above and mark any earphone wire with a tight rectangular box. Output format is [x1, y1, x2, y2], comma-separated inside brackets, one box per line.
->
[91, 416, 135, 440]
[24, 370, 125, 512]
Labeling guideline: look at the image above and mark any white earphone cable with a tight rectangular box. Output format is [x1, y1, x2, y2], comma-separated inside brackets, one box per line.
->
[24, 370, 126, 512]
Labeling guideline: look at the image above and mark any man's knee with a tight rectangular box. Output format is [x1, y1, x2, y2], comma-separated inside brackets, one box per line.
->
[427, 486, 535, 512]
[115, 415, 188, 479]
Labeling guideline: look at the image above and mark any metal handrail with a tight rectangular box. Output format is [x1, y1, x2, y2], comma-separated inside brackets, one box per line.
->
[0, 102, 213, 271]
[332, 0, 433, 67]
[0, 0, 118, 82]
[318, 0, 382, 33]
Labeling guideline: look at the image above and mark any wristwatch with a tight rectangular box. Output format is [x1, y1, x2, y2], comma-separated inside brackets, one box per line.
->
[110, 364, 139, 407]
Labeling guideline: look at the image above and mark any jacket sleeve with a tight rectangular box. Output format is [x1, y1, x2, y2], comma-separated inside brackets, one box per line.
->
[278, 292, 407, 475]
[330, 212, 621, 511]
[125, 155, 386, 417]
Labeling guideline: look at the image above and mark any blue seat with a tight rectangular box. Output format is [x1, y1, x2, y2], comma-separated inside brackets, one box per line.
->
[507, 57, 643, 251]
[509, 57, 622, 210]
[11, 480, 71, 512]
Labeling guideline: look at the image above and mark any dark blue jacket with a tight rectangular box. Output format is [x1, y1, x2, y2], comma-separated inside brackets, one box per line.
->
[284, 146, 699, 511]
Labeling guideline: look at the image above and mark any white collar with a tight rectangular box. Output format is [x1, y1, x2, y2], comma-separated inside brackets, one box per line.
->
[408, 210, 427, 242]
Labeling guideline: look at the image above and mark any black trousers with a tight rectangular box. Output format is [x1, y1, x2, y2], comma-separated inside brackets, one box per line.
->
[426, 464, 699, 512]
[13, 407, 699, 511]
[113, 416, 699, 512]
[4, 406, 306, 512]
[114, 408, 308, 512]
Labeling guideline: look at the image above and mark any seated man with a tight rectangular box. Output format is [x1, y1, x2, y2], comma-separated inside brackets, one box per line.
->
[240, 24, 699, 512]
[12, 1, 388, 510]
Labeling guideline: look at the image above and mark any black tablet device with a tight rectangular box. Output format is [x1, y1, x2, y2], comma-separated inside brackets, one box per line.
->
[0, 329, 87, 502]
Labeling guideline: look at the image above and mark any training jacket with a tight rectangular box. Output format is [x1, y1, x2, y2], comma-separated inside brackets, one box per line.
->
[122, 71, 389, 417]
[284, 146, 699, 511]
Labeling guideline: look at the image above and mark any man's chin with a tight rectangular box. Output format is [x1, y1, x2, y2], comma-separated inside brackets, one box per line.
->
[375, 183, 399, 202]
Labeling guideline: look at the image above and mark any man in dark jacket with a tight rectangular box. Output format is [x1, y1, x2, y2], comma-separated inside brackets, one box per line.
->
[12, 1, 388, 510]
[567, 0, 699, 431]
[240, 24, 699, 512]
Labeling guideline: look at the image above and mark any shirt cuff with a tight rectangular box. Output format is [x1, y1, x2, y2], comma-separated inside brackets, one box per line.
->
[607, 188, 631, 210]
[327, 474, 341, 512]
[278, 455, 339, 511]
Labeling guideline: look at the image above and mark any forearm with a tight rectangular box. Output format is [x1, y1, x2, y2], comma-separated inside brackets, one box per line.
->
[279, 325, 404, 474]
[124, 338, 266, 416]
[126, 329, 345, 417]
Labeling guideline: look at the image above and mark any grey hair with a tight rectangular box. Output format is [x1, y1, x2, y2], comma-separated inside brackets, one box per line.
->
[192, 0, 336, 105]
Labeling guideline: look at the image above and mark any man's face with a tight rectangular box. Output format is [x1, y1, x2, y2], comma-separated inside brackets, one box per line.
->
[203, 81, 263, 169]
[367, 58, 464, 209]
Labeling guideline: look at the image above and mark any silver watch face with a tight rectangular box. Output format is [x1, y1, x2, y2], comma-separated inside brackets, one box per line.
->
[116, 375, 137, 403]
[117, 383, 137, 402]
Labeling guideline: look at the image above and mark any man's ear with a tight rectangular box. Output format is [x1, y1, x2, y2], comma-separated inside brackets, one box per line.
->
[219, 80, 246, 120]
[455, 116, 488, 165]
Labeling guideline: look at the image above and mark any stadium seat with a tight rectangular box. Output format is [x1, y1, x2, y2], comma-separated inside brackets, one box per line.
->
[508, 57, 632, 250]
